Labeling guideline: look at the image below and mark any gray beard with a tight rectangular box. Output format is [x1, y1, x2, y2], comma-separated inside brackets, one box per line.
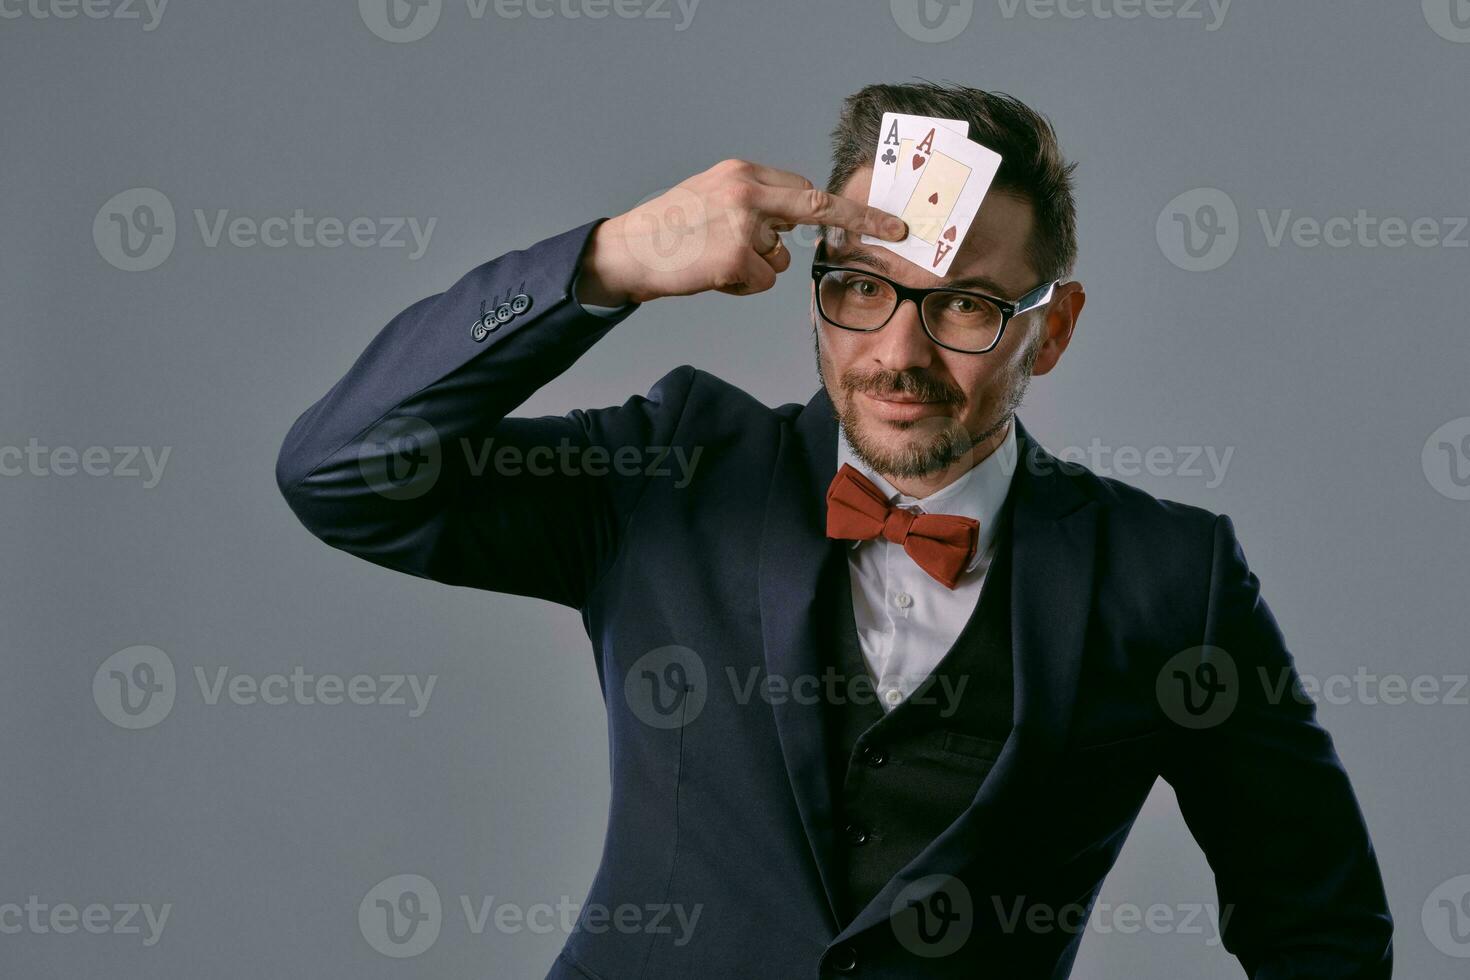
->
[813, 321, 1041, 480]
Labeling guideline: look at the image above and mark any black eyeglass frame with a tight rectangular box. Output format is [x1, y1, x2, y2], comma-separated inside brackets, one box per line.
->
[809, 241, 1059, 354]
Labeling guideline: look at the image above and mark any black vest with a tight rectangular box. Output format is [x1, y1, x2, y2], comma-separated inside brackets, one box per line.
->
[821, 513, 1016, 925]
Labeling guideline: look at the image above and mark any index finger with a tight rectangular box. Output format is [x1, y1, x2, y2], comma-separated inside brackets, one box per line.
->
[752, 185, 908, 242]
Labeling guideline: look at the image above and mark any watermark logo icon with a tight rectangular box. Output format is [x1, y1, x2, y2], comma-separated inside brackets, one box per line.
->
[94, 646, 176, 729]
[358, 416, 442, 501]
[624, 645, 707, 729]
[890, 874, 974, 957]
[1157, 188, 1238, 272]
[1156, 646, 1239, 729]
[890, 0, 974, 42]
[1423, 874, 1470, 957]
[360, 0, 441, 41]
[1424, 0, 1470, 42]
[94, 188, 175, 272]
[360, 874, 442, 958]
[1422, 417, 1470, 501]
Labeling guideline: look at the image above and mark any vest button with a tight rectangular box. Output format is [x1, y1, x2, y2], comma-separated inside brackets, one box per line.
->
[844, 823, 869, 846]
[861, 745, 886, 768]
[829, 945, 858, 973]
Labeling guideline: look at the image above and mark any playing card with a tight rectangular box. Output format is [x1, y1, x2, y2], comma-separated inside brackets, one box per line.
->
[861, 124, 1003, 277]
[867, 112, 968, 211]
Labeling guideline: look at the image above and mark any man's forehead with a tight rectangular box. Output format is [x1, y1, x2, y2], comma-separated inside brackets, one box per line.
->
[831, 166, 1035, 294]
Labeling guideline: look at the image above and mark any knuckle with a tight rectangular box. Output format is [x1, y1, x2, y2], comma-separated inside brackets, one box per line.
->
[714, 157, 749, 176]
[801, 187, 832, 218]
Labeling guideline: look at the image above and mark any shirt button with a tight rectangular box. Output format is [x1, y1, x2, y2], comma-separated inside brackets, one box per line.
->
[884, 688, 903, 706]
[894, 592, 912, 609]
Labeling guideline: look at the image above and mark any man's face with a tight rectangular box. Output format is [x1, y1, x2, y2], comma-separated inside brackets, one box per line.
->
[814, 167, 1052, 483]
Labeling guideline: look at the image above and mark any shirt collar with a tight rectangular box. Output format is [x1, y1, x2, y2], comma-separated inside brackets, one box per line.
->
[835, 419, 1018, 573]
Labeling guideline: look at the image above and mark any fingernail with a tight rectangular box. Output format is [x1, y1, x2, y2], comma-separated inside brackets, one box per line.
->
[887, 219, 907, 239]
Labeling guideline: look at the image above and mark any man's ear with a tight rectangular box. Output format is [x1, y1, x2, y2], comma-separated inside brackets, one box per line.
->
[1030, 281, 1085, 377]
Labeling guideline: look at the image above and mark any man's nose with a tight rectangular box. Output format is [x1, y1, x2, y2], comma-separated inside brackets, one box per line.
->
[869, 298, 936, 370]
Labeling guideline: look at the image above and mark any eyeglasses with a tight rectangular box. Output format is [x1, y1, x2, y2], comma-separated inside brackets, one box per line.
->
[810, 241, 1058, 354]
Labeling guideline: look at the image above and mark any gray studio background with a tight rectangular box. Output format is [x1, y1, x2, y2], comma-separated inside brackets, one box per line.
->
[3, 2, 1467, 977]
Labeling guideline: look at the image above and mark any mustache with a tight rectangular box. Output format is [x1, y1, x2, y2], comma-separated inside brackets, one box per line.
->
[841, 369, 963, 406]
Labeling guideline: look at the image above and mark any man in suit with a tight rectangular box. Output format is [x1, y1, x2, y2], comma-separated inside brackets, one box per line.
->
[275, 83, 1392, 977]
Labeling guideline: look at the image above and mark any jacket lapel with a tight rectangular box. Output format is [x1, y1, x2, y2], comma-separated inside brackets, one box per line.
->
[756, 386, 846, 929]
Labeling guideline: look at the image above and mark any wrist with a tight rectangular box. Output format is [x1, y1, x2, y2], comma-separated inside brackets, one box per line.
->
[576, 217, 639, 308]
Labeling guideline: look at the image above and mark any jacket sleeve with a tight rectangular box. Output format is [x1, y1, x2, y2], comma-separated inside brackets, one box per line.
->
[1160, 514, 1394, 979]
[274, 217, 696, 609]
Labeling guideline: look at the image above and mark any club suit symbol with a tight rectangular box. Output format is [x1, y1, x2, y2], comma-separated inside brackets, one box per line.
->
[93, 188, 176, 272]
[1157, 646, 1239, 730]
[1423, 417, 1470, 500]
[890, 874, 973, 957]
[359, 874, 442, 958]
[1157, 188, 1239, 272]
[1423, 874, 1470, 957]
[624, 646, 707, 730]
[93, 646, 176, 730]
[882, 148, 897, 166]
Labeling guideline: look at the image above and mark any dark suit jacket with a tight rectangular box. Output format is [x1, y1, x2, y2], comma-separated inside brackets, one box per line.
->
[275, 219, 1393, 978]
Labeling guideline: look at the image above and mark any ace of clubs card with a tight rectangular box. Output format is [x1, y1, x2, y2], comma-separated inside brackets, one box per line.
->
[862, 123, 1003, 277]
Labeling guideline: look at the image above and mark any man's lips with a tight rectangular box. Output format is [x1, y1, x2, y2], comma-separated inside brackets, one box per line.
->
[861, 390, 948, 418]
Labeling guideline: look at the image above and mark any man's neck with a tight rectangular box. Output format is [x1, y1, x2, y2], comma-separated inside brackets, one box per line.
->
[881, 418, 1012, 500]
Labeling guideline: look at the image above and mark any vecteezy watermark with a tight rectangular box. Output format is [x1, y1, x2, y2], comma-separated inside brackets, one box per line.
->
[621, 645, 976, 730]
[93, 646, 438, 730]
[358, 874, 702, 958]
[0, 0, 168, 29]
[358, 0, 699, 43]
[462, 438, 702, 487]
[0, 897, 171, 946]
[889, 0, 975, 43]
[0, 439, 170, 487]
[624, 645, 709, 729]
[1155, 646, 1470, 730]
[993, 895, 1233, 946]
[890, 875, 974, 957]
[1158, 187, 1469, 272]
[93, 188, 436, 272]
[1423, 0, 1470, 43]
[1156, 646, 1240, 729]
[727, 666, 970, 718]
[994, 0, 1230, 31]
[357, 416, 706, 501]
[1423, 417, 1470, 501]
[1423, 874, 1470, 958]
[1260, 667, 1469, 708]
[1049, 440, 1233, 489]
[890, 0, 1229, 42]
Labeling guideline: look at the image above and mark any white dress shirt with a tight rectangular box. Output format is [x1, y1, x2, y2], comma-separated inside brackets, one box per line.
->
[837, 420, 1018, 712]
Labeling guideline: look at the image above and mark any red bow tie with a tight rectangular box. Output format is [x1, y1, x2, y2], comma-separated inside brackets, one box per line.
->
[825, 463, 979, 590]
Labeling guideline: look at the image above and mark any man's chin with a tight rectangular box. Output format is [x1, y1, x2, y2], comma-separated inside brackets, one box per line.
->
[845, 416, 973, 479]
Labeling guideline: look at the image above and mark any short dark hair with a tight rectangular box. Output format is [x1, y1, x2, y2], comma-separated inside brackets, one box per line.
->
[825, 80, 1078, 283]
